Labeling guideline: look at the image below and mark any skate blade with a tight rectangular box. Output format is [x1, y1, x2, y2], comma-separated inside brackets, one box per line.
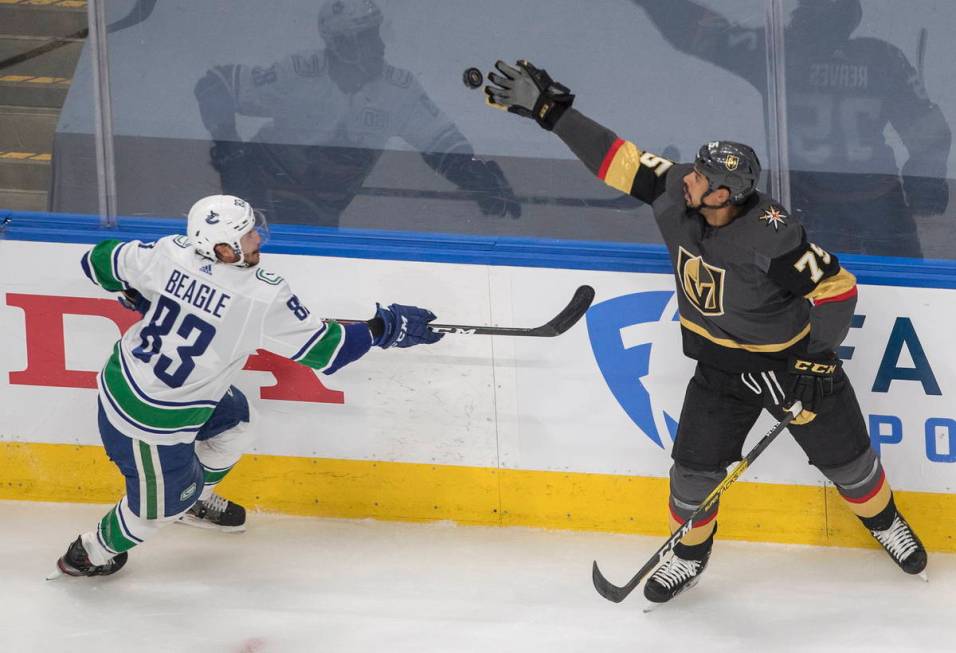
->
[46, 567, 65, 581]
[643, 601, 663, 613]
[176, 515, 246, 533]
[918, 571, 929, 583]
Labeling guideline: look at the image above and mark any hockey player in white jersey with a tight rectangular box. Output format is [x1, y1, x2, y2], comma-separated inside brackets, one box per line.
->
[53, 194, 443, 577]
[195, 0, 520, 226]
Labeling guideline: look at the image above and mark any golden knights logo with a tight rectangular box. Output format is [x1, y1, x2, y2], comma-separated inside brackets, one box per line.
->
[724, 154, 739, 171]
[677, 246, 726, 316]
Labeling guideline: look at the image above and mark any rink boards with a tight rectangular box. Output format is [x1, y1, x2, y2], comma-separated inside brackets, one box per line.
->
[0, 239, 954, 551]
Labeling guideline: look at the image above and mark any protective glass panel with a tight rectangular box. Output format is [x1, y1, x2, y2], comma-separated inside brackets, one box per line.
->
[45, 0, 768, 245]
[0, 0, 90, 215]
[777, 0, 953, 259]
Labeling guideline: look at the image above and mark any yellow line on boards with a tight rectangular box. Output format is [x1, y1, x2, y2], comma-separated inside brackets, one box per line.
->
[0, 75, 70, 85]
[1, 441, 952, 552]
[0, 151, 51, 161]
[0, 1, 86, 8]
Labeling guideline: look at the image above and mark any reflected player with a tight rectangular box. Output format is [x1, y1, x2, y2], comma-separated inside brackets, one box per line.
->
[632, 0, 951, 257]
[482, 59, 927, 605]
[195, 0, 519, 227]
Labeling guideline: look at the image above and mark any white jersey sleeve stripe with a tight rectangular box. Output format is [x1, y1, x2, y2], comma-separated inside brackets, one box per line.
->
[290, 323, 329, 362]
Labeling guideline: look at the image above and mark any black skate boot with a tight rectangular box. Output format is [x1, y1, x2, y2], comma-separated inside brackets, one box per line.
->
[643, 534, 714, 608]
[54, 536, 127, 578]
[867, 510, 927, 578]
[179, 493, 246, 532]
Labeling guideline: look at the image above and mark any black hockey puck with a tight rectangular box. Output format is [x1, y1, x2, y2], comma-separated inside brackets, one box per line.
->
[462, 67, 483, 89]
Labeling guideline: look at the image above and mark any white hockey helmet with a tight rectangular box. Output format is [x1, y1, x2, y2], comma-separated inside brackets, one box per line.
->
[318, 0, 383, 41]
[186, 195, 266, 267]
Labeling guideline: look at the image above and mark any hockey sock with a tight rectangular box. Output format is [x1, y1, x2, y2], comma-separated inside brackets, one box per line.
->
[674, 526, 717, 561]
[820, 448, 893, 520]
[194, 418, 254, 500]
[198, 463, 235, 501]
[668, 463, 722, 546]
[95, 496, 189, 559]
[669, 504, 717, 546]
[859, 495, 898, 532]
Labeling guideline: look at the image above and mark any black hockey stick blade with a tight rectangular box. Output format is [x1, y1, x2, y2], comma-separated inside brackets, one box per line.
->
[592, 560, 639, 603]
[428, 284, 595, 337]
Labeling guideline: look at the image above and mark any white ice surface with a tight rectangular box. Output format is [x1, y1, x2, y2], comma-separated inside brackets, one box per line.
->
[1, 501, 953, 653]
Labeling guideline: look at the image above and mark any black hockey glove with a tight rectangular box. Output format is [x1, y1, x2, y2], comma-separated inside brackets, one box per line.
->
[472, 160, 521, 219]
[902, 173, 949, 215]
[368, 303, 444, 349]
[785, 354, 841, 425]
[485, 60, 574, 131]
[209, 140, 254, 195]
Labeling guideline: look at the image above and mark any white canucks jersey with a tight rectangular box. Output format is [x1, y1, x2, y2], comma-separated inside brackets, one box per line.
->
[229, 50, 456, 152]
[81, 235, 370, 445]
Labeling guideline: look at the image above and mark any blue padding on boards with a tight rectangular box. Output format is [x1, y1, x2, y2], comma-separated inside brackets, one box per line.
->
[2, 210, 956, 288]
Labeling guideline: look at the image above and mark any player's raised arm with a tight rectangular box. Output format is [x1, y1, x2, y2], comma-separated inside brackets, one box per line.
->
[484, 59, 672, 205]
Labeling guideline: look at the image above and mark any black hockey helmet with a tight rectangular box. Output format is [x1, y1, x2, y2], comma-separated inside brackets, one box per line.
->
[790, 0, 862, 43]
[694, 141, 761, 205]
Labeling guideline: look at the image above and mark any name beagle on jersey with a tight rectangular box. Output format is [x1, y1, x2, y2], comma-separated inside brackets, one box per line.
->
[164, 270, 232, 318]
[677, 246, 726, 316]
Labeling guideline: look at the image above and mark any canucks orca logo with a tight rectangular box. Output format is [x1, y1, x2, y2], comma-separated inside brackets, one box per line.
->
[677, 246, 725, 316]
[586, 291, 694, 448]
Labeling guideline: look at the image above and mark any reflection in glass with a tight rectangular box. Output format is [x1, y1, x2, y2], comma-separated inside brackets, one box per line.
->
[194, 0, 520, 227]
[634, 0, 951, 257]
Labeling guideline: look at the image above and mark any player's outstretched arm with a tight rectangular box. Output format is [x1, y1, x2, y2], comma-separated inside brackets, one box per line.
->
[262, 285, 443, 376]
[484, 59, 670, 205]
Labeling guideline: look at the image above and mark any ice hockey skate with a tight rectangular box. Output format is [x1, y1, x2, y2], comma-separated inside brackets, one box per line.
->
[642, 541, 713, 612]
[178, 493, 247, 532]
[869, 512, 928, 581]
[48, 536, 127, 579]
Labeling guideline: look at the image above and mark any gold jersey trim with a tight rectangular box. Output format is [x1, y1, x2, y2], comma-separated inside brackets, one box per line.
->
[680, 316, 811, 352]
[602, 140, 642, 194]
[806, 267, 857, 303]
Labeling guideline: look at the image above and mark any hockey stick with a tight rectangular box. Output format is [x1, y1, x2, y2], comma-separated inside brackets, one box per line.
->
[916, 27, 928, 87]
[338, 284, 595, 337]
[591, 401, 802, 604]
[358, 186, 635, 210]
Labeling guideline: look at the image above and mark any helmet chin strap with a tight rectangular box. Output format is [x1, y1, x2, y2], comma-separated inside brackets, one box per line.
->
[213, 241, 250, 267]
[696, 189, 732, 210]
[232, 243, 258, 268]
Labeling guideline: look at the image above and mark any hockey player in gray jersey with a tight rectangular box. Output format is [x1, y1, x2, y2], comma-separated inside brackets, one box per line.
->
[195, 0, 519, 227]
[53, 194, 443, 577]
[484, 60, 927, 604]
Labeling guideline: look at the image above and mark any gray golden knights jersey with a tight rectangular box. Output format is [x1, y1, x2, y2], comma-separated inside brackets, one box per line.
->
[554, 109, 858, 373]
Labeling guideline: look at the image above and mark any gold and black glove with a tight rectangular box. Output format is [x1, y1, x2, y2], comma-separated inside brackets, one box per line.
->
[484, 60, 574, 131]
[786, 355, 840, 425]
